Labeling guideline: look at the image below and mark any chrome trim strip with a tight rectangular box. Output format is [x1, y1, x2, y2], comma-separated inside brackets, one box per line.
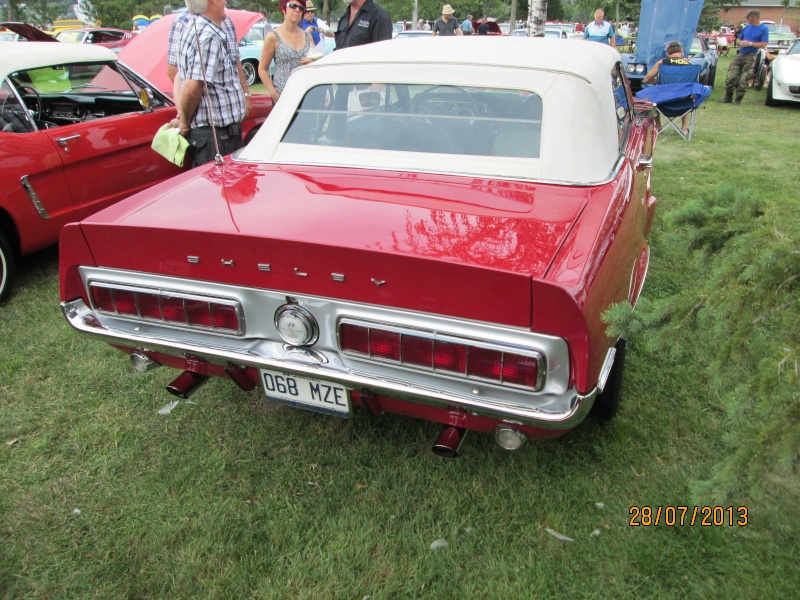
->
[233, 152, 627, 189]
[20, 176, 50, 219]
[63, 297, 595, 430]
[597, 347, 616, 393]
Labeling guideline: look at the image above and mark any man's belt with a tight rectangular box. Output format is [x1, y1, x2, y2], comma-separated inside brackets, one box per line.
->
[193, 123, 242, 135]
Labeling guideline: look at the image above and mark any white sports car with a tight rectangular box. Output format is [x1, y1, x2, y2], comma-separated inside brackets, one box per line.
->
[767, 39, 800, 106]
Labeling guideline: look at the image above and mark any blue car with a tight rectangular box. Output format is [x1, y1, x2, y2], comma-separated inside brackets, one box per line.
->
[620, 0, 708, 91]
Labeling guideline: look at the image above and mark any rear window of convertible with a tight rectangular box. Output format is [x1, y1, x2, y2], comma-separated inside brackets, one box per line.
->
[281, 83, 543, 159]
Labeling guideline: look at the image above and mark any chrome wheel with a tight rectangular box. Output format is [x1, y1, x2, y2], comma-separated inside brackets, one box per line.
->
[242, 61, 259, 86]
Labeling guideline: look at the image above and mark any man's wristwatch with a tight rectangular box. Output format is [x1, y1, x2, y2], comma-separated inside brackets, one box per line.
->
[244, 92, 252, 97]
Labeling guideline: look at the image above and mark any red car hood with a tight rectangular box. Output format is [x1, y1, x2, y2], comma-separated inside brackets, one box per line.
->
[0, 21, 58, 41]
[117, 10, 262, 91]
[78, 164, 590, 327]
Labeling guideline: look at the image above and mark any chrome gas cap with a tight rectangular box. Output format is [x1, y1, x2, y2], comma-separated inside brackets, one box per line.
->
[274, 304, 319, 346]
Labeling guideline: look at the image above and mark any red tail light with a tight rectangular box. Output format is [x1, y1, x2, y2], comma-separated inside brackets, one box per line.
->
[370, 329, 401, 361]
[467, 347, 502, 381]
[340, 323, 369, 354]
[211, 305, 239, 332]
[91, 286, 114, 312]
[502, 353, 539, 388]
[187, 300, 213, 328]
[339, 320, 543, 390]
[161, 296, 185, 323]
[402, 335, 433, 368]
[114, 290, 136, 316]
[138, 292, 161, 320]
[433, 340, 467, 374]
[88, 283, 241, 335]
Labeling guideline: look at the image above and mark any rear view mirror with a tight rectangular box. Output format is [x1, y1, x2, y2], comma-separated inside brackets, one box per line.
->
[139, 88, 153, 112]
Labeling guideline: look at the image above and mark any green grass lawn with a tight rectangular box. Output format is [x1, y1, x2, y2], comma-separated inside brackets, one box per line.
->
[1, 56, 799, 598]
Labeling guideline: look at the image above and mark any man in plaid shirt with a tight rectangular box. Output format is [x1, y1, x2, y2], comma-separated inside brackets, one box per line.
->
[177, 0, 248, 166]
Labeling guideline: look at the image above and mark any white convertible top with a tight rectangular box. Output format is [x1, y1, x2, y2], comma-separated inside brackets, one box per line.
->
[318, 36, 618, 81]
[239, 37, 626, 184]
[0, 41, 117, 79]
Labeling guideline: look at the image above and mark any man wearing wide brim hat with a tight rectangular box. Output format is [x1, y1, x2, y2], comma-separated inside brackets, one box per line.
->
[300, 0, 334, 55]
[432, 4, 462, 36]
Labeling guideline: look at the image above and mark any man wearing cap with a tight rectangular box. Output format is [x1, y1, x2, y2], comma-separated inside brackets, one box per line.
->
[301, 1, 334, 55]
[335, 0, 392, 50]
[719, 9, 769, 105]
[432, 4, 462, 36]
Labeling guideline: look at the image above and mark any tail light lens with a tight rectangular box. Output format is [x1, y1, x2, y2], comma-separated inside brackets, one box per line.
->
[402, 335, 433, 368]
[370, 329, 401, 361]
[467, 347, 502, 381]
[88, 283, 242, 334]
[339, 320, 543, 390]
[114, 290, 136, 316]
[433, 341, 467, 374]
[340, 323, 369, 354]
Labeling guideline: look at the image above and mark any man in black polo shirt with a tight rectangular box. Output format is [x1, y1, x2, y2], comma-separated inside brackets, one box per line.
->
[335, 0, 392, 49]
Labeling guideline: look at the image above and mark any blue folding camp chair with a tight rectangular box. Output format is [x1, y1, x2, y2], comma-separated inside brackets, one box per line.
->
[634, 64, 711, 142]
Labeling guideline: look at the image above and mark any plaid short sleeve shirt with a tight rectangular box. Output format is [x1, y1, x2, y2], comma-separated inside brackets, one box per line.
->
[168, 13, 239, 66]
[177, 14, 245, 128]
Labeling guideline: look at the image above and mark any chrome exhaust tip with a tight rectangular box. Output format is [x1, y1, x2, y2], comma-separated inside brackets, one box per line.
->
[494, 425, 528, 451]
[130, 351, 160, 372]
[432, 426, 468, 458]
[166, 371, 209, 399]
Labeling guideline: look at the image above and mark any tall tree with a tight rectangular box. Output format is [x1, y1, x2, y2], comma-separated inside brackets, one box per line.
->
[528, 0, 547, 35]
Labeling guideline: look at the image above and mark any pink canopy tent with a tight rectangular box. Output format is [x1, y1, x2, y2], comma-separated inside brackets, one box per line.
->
[117, 10, 262, 92]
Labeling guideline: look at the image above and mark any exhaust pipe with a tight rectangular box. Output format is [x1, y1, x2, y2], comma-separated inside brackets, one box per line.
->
[130, 351, 160, 372]
[432, 426, 468, 458]
[224, 365, 257, 391]
[166, 371, 209, 399]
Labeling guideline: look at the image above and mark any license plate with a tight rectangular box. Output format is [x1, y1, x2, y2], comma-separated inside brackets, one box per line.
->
[260, 369, 350, 418]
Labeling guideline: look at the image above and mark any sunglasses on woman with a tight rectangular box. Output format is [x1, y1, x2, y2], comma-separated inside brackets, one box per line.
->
[286, 2, 305, 10]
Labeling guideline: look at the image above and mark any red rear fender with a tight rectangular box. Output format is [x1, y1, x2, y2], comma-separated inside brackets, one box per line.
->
[59, 224, 96, 303]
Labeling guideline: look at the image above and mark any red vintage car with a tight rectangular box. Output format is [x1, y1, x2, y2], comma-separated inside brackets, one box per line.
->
[0, 20, 271, 302]
[60, 38, 658, 456]
[54, 27, 135, 52]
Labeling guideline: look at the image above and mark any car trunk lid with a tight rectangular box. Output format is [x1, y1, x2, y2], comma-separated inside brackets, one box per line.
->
[78, 164, 589, 328]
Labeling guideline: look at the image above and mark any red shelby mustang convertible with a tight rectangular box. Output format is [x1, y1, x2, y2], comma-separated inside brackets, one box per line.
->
[60, 38, 659, 456]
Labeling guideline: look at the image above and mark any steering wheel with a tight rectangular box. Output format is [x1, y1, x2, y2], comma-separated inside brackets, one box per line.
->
[19, 85, 43, 121]
[410, 85, 479, 126]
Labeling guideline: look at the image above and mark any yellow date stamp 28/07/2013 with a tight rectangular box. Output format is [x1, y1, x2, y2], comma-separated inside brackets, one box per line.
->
[629, 506, 748, 527]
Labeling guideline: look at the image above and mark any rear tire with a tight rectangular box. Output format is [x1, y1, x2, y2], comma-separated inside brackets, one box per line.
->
[765, 76, 781, 107]
[242, 60, 259, 86]
[591, 339, 627, 421]
[0, 231, 16, 304]
[753, 65, 767, 91]
[706, 64, 717, 87]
